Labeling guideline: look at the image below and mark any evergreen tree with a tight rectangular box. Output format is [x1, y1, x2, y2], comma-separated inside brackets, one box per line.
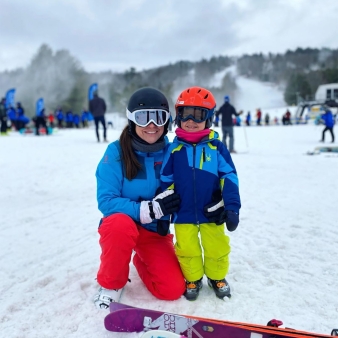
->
[284, 73, 312, 105]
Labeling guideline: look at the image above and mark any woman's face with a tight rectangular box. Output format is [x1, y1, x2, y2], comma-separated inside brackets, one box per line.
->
[135, 123, 164, 144]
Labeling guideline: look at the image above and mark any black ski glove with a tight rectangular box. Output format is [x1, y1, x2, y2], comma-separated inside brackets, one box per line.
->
[224, 210, 239, 232]
[153, 188, 181, 216]
[204, 190, 239, 231]
[204, 189, 226, 225]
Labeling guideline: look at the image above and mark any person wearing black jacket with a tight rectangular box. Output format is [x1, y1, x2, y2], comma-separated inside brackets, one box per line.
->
[215, 95, 241, 153]
[0, 98, 7, 135]
[89, 92, 107, 142]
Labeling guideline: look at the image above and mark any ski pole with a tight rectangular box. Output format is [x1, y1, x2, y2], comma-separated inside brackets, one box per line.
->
[242, 124, 249, 148]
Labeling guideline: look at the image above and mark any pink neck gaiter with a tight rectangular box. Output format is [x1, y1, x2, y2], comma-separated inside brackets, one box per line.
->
[175, 128, 210, 143]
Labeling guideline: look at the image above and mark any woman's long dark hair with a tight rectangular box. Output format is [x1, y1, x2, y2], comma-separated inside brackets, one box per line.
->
[119, 126, 142, 180]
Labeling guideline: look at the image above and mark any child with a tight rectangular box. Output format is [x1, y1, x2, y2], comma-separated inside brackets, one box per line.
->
[160, 86, 241, 301]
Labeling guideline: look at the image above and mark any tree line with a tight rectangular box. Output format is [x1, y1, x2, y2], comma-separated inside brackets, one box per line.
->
[1, 44, 338, 117]
[236, 47, 338, 104]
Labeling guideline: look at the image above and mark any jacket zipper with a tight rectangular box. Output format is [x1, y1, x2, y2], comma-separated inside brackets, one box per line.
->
[192, 145, 199, 225]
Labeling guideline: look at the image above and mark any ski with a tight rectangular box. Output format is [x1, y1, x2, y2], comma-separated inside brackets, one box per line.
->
[141, 330, 186, 338]
[104, 303, 334, 338]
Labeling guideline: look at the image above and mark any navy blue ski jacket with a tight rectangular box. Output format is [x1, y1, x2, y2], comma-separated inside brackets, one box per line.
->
[160, 130, 241, 225]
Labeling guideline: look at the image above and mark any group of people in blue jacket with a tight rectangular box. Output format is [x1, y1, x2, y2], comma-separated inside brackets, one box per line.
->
[0, 99, 30, 133]
[93, 86, 241, 309]
[53, 107, 93, 129]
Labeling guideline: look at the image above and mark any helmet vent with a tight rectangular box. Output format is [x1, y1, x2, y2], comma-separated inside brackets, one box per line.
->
[204, 94, 209, 99]
[187, 89, 190, 93]
[197, 89, 201, 93]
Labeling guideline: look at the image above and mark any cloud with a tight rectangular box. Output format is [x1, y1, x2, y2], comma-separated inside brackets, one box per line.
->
[1, 0, 338, 72]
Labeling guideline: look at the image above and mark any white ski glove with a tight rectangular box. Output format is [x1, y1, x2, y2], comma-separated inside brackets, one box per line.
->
[139, 190, 180, 224]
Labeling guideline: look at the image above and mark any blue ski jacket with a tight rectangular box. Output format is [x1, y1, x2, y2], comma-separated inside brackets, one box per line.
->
[160, 130, 241, 225]
[96, 139, 170, 232]
[321, 110, 335, 128]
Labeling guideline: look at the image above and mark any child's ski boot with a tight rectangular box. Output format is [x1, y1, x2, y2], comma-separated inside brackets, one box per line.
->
[207, 278, 231, 299]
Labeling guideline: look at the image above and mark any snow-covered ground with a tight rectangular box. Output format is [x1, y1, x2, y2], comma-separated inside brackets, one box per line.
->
[1, 122, 337, 338]
[1, 80, 337, 338]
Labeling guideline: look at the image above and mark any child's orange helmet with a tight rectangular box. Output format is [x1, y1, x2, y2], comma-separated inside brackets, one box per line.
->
[175, 86, 216, 128]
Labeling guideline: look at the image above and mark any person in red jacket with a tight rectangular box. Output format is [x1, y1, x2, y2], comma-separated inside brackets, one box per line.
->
[48, 112, 55, 128]
[256, 108, 262, 126]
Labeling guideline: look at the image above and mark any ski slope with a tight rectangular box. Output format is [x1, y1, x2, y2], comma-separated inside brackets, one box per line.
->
[235, 76, 289, 116]
[210, 66, 297, 120]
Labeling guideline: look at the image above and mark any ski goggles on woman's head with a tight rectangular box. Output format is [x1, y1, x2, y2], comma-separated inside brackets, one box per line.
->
[177, 106, 210, 123]
[127, 109, 170, 127]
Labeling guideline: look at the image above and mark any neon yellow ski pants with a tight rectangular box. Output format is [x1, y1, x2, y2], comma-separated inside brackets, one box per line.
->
[174, 223, 231, 281]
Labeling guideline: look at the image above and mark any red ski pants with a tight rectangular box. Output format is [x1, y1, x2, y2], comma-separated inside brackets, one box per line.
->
[97, 213, 185, 300]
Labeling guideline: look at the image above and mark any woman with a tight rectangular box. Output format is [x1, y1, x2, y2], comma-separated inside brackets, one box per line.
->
[94, 87, 185, 309]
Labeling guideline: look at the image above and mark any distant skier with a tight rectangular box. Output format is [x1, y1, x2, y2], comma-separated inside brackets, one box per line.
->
[73, 114, 80, 128]
[35, 108, 49, 136]
[55, 107, 64, 128]
[0, 97, 7, 135]
[48, 112, 55, 128]
[283, 109, 292, 125]
[264, 113, 270, 126]
[215, 95, 242, 153]
[65, 111, 74, 128]
[16, 102, 30, 131]
[320, 107, 335, 143]
[89, 91, 107, 142]
[256, 108, 262, 126]
[245, 111, 251, 126]
[81, 109, 89, 128]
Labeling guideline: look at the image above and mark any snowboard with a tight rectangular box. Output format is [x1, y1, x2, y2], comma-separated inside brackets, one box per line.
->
[105, 302, 334, 338]
[141, 330, 186, 338]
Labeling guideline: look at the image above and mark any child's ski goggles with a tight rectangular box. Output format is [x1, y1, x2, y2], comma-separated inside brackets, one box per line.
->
[177, 106, 211, 123]
[127, 109, 170, 127]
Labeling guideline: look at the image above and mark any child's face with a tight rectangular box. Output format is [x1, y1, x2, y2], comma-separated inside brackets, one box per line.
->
[181, 119, 206, 132]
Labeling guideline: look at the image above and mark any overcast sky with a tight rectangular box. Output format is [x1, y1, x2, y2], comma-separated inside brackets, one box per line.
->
[1, 0, 338, 73]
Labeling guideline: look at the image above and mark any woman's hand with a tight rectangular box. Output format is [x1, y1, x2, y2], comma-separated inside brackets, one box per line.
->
[140, 190, 181, 224]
